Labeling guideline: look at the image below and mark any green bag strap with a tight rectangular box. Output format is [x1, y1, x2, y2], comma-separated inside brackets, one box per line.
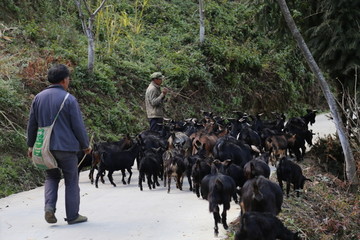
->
[52, 93, 70, 126]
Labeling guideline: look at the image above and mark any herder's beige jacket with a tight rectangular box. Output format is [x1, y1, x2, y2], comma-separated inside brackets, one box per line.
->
[145, 81, 166, 118]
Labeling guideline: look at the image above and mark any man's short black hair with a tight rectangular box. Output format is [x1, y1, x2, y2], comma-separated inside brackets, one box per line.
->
[48, 64, 70, 84]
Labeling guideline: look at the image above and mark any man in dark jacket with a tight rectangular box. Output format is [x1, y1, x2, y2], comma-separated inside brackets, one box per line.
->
[27, 64, 91, 225]
[145, 72, 168, 131]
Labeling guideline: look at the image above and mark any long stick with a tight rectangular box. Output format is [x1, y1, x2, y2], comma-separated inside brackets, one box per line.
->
[77, 133, 94, 168]
[165, 87, 190, 99]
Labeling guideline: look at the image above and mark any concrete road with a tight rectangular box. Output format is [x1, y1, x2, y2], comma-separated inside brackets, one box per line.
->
[308, 112, 337, 141]
[0, 168, 240, 240]
[0, 113, 336, 240]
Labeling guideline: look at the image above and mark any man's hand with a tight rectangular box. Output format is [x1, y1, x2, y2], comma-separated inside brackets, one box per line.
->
[27, 147, 33, 158]
[83, 147, 92, 155]
[162, 87, 169, 95]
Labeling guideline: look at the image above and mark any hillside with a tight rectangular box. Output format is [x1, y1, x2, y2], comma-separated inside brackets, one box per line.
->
[0, 0, 326, 195]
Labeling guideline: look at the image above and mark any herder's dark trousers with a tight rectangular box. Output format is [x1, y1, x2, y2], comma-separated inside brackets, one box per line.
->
[149, 118, 163, 132]
[45, 151, 80, 221]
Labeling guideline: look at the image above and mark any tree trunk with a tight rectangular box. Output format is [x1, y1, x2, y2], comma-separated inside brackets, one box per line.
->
[276, 0, 359, 185]
[87, 17, 95, 73]
[199, 0, 205, 43]
[74, 0, 106, 73]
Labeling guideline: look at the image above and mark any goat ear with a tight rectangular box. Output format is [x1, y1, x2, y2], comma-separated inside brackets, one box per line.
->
[213, 159, 220, 163]
[305, 177, 312, 182]
[215, 178, 223, 186]
[253, 180, 263, 201]
[250, 162, 256, 174]
[195, 140, 202, 148]
[294, 232, 301, 240]
[210, 164, 219, 174]
[195, 159, 201, 166]
[224, 159, 232, 165]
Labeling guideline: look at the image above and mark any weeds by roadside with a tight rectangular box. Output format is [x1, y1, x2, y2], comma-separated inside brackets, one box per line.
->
[227, 136, 360, 240]
[0, 154, 44, 198]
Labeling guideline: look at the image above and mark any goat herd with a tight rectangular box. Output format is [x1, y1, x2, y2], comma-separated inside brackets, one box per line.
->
[77, 110, 317, 239]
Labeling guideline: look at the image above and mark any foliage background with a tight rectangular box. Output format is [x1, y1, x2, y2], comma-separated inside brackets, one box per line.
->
[0, 0, 326, 195]
[0, 0, 324, 143]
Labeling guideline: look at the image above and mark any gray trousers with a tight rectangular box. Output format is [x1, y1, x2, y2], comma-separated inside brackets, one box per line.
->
[45, 151, 80, 221]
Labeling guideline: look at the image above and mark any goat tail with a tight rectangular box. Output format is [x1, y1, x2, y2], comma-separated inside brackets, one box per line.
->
[209, 200, 218, 213]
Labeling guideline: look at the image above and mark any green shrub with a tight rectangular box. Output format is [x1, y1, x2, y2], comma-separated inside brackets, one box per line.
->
[0, 155, 44, 198]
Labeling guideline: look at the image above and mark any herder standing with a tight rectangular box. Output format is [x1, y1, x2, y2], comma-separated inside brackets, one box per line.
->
[145, 72, 168, 132]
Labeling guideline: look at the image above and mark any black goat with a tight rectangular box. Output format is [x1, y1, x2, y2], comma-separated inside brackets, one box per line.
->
[138, 149, 162, 191]
[191, 158, 211, 198]
[235, 212, 301, 240]
[213, 135, 252, 167]
[243, 158, 271, 180]
[90, 135, 133, 183]
[212, 159, 246, 203]
[95, 142, 139, 188]
[240, 176, 283, 216]
[276, 156, 312, 197]
[200, 164, 236, 236]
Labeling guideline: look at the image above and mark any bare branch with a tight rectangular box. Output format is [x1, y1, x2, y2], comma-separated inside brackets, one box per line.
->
[93, 0, 107, 16]
[74, 0, 87, 34]
[81, 0, 92, 15]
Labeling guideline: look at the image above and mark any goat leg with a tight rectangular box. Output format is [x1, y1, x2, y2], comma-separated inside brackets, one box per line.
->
[154, 175, 160, 187]
[138, 173, 143, 191]
[221, 207, 228, 230]
[151, 175, 156, 189]
[95, 173, 100, 188]
[286, 181, 291, 197]
[195, 184, 200, 198]
[177, 175, 183, 191]
[167, 175, 171, 193]
[147, 174, 152, 190]
[100, 171, 105, 184]
[127, 168, 132, 184]
[187, 173, 193, 191]
[108, 171, 117, 187]
[232, 192, 238, 204]
[213, 206, 220, 237]
[121, 169, 127, 185]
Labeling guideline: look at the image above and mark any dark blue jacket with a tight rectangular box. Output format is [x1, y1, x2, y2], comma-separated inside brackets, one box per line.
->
[27, 85, 89, 152]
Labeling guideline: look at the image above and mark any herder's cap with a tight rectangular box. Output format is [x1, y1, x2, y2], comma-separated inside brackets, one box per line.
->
[150, 72, 164, 80]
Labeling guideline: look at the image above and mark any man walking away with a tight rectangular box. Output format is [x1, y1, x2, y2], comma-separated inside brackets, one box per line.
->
[27, 64, 91, 225]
